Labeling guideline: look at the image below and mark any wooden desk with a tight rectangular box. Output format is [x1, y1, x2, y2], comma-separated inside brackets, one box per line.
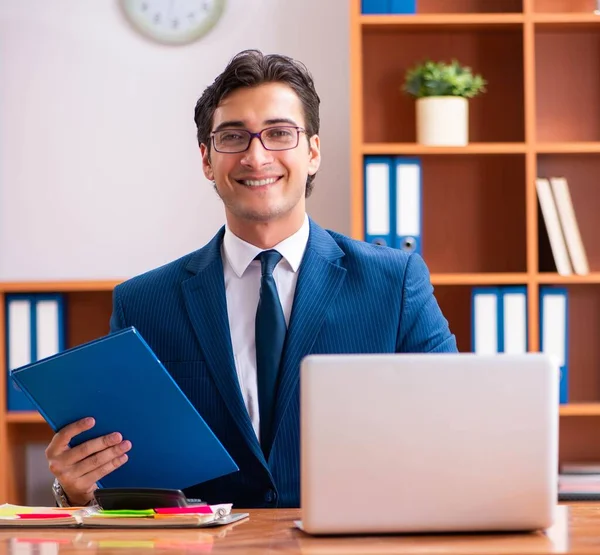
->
[0, 505, 599, 554]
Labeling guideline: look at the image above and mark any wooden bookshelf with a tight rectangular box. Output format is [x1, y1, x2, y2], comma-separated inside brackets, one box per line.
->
[560, 403, 600, 417]
[5, 412, 46, 424]
[363, 143, 528, 154]
[538, 273, 600, 284]
[537, 142, 600, 153]
[350, 0, 600, 466]
[360, 14, 526, 28]
[0, 281, 119, 293]
[430, 273, 530, 285]
[0, 282, 120, 503]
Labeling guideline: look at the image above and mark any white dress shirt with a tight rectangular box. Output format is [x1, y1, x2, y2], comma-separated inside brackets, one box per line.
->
[221, 215, 309, 441]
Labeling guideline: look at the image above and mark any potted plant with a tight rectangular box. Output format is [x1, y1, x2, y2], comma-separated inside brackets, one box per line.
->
[403, 59, 487, 146]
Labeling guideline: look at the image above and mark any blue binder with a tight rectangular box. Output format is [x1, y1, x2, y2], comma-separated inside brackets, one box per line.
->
[393, 157, 422, 255]
[362, 0, 416, 13]
[471, 286, 528, 354]
[389, 0, 417, 13]
[539, 287, 569, 404]
[364, 156, 393, 247]
[10, 326, 239, 489]
[6, 293, 66, 411]
[361, 0, 389, 13]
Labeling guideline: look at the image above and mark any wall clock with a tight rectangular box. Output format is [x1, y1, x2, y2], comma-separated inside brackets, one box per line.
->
[120, 0, 226, 45]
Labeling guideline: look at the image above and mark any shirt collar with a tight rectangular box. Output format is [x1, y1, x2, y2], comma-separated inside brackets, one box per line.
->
[222, 214, 310, 278]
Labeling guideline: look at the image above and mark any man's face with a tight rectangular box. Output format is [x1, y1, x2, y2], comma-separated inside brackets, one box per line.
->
[201, 82, 320, 235]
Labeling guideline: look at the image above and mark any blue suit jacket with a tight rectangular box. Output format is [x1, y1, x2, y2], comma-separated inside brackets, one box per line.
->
[109, 218, 457, 508]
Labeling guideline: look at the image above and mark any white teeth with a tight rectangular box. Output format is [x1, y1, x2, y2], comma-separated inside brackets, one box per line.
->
[241, 177, 279, 187]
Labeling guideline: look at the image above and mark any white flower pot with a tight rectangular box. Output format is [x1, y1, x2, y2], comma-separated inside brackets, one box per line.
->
[416, 96, 469, 146]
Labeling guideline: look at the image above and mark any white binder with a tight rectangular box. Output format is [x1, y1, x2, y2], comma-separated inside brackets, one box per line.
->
[394, 158, 421, 254]
[364, 156, 392, 247]
[472, 288, 499, 354]
[502, 287, 528, 354]
[536, 177, 572, 276]
[549, 176, 589, 276]
[540, 287, 568, 404]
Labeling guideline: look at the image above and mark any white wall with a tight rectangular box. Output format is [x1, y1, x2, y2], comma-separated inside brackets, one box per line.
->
[0, 0, 350, 280]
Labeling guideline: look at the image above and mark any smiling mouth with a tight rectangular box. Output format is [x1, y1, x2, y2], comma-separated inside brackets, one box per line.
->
[235, 176, 282, 187]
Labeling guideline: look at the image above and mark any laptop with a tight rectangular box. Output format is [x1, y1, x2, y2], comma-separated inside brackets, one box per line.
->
[299, 352, 559, 535]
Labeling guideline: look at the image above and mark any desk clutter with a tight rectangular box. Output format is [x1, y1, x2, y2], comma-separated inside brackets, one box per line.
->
[0, 503, 249, 529]
[558, 462, 600, 501]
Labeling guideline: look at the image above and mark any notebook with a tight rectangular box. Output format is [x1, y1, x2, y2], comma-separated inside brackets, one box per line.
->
[300, 352, 559, 535]
[10, 326, 239, 490]
[0, 503, 249, 529]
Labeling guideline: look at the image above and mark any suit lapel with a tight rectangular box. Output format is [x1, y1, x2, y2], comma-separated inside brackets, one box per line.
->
[271, 221, 347, 446]
[181, 228, 266, 467]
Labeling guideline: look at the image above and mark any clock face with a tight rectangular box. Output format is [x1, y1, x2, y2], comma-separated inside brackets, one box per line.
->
[120, 0, 226, 45]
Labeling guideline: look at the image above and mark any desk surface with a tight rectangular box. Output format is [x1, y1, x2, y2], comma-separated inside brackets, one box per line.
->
[1, 504, 599, 554]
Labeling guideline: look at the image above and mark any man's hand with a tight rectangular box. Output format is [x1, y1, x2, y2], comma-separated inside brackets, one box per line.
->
[45, 417, 131, 506]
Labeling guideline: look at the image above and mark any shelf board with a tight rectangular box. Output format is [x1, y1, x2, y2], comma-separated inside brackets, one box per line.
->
[360, 13, 524, 29]
[362, 143, 527, 155]
[6, 411, 46, 424]
[537, 142, 600, 154]
[537, 273, 600, 284]
[431, 273, 529, 285]
[560, 404, 600, 417]
[0, 280, 122, 293]
[533, 13, 600, 29]
[430, 273, 600, 285]
[7, 405, 600, 420]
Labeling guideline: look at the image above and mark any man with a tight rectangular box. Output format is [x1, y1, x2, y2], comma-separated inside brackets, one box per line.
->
[45, 49, 458, 509]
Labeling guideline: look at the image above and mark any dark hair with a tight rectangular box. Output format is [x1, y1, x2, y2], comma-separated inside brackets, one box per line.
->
[194, 49, 321, 196]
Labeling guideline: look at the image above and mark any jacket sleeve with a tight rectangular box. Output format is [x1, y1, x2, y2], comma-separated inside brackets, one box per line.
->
[109, 285, 127, 333]
[396, 253, 458, 353]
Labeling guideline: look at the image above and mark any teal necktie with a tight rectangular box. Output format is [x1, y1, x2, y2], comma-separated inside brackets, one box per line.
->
[255, 250, 286, 458]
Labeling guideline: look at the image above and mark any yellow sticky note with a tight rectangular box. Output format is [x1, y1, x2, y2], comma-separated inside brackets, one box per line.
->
[99, 541, 155, 548]
[0, 505, 34, 517]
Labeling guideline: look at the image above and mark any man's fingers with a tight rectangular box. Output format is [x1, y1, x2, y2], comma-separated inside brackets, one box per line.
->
[59, 432, 124, 467]
[45, 417, 95, 459]
[80, 453, 130, 486]
[72, 440, 132, 477]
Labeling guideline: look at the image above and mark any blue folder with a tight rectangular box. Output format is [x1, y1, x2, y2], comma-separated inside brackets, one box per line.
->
[361, 0, 416, 13]
[10, 326, 239, 490]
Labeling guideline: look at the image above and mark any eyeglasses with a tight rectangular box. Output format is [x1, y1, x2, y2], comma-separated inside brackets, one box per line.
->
[210, 126, 306, 154]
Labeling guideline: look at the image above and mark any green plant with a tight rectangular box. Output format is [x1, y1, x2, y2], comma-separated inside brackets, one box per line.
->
[403, 59, 487, 99]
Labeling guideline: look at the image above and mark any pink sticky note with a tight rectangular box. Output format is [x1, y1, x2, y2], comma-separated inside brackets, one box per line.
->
[17, 514, 70, 519]
[154, 505, 213, 515]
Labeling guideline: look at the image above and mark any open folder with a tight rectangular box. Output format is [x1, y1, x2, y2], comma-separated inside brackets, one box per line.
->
[0, 503, 249, 529]
[10, 327, 239, 490]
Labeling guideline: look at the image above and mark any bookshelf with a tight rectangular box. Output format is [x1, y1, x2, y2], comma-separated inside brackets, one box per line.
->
[0, 281, 119, 503]
[350, 0, 600, 463]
